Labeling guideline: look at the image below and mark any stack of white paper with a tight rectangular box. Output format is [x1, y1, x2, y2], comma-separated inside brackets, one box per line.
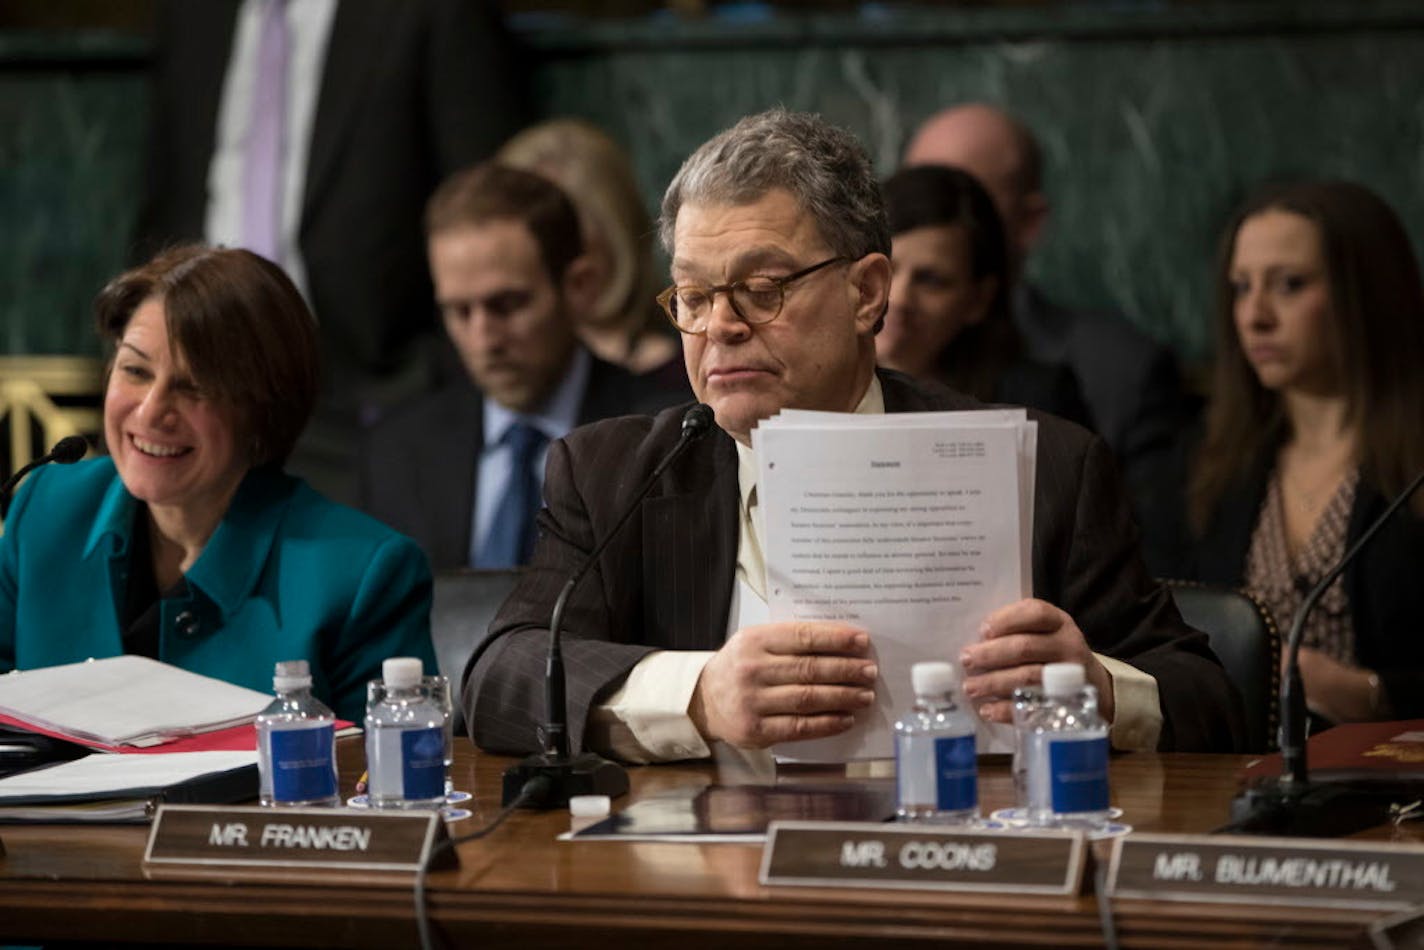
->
[753, 409, 1037, 761]
[0, 750, 259, 821]
[0, 655, 272, 748]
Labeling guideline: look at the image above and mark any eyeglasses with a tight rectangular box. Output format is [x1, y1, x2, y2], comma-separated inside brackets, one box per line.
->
[656, 256, 850, 334]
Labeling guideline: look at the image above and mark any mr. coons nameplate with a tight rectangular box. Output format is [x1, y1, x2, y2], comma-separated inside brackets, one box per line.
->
[1108, 833, 1424, 910]
[760, 821, 1085, 895]
[144, 804, 455, 872]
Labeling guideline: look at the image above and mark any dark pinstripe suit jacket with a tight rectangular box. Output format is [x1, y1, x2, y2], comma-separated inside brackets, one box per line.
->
[462, 370, 1245, 756]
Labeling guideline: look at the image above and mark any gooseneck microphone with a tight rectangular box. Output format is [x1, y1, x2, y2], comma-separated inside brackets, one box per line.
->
[502, 404, 717, 808]
[0, 435, 88, 517]
[1225, 466, 1424, 836]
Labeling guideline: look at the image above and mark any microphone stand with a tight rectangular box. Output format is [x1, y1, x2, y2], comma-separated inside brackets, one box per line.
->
[502, 407, 714, 808]
[1, 435, 89, 518]
[1225, 468, 1424, 836]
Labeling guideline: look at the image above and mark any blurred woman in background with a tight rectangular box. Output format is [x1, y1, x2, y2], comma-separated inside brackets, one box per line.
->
[879, 165, 1091, 428]
[1187, 180, 1424, 722]
[0, 245, 435, 721]
[499, 118, 684, 389]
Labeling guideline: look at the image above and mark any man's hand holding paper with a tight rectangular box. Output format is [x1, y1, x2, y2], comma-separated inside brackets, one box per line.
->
[961, 599, 1115, 725]
[689, 622, 877, 748]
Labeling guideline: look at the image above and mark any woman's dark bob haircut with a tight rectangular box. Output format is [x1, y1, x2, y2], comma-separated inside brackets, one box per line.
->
[94, 244, 320, 468]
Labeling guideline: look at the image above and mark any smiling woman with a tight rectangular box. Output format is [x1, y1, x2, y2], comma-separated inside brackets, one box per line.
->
[0, 245, 436, 722]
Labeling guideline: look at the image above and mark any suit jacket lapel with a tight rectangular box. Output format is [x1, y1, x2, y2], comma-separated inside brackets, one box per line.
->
[641, 426, 738, 650]
[878, 367, 978, 413]
[184, 1, 242, 201]
[423, 383, 484, 568]
[302, 0, 381, 221]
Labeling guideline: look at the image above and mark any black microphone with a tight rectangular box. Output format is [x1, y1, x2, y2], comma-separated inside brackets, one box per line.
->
[0, 435, 89, 517]
[1225, 467, 1424, 836]
[502, 404, 717, 808]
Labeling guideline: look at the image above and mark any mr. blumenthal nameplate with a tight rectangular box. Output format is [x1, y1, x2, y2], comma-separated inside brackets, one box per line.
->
[1108, 833, 1424, 910]
[760, 821, 1086, 895]
[145, 804, 455, 872]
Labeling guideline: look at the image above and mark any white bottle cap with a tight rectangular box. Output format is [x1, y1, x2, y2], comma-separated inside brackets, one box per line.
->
[911, 661, 958, 697]
[273, 659, 311, 691]
[568, 794, 611, 834]
[382, 657, 424, 689]
[1042, 662, 1085, 697]
[569, 795, 611, 819]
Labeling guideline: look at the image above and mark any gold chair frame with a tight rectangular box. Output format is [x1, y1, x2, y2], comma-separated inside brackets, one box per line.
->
[0, 355, 104, 480]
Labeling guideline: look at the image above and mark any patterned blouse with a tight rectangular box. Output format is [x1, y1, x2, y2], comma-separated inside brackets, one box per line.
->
[1244, 468, 1359, 664]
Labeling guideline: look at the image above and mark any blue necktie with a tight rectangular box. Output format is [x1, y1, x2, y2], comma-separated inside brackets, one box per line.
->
[474, 422, 549, 568]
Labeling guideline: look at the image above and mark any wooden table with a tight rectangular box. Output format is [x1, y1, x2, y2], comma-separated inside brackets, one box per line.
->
[0, 741, 1411, 948]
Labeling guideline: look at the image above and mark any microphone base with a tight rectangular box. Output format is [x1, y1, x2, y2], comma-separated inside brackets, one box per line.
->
[502, 751, 630, 809]
[1226, 775, 1424, 837]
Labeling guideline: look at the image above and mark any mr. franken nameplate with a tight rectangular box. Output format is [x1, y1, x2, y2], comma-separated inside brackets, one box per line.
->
[1108, 833, 1424, 910]
[760, 821, 1085, 895]
[144, 804, 455, 872]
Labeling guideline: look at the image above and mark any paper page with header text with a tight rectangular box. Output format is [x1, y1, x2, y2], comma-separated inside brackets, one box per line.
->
[753, 409, 1035, 761]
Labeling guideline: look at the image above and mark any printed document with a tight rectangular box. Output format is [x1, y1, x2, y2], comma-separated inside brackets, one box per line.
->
[753, 409, 1036, 761]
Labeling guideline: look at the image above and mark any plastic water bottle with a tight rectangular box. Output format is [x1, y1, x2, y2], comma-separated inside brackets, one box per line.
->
[364, 657, 446, 809]
[256, 660, 339, 808]
[1023, 662, 1111, 829]
[894, 661, 978, 823]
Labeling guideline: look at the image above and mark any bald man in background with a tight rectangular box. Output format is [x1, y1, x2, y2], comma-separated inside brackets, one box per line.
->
[905, 104, 1188, 574]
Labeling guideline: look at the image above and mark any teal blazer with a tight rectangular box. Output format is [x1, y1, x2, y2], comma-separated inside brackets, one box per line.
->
[0, 458, 435, 722]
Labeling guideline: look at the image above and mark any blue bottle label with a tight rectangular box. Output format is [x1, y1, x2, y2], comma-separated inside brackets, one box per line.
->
[270, 724, 336, 802]
[1048, 735, 1109, 813]
[401, 726, 445, 800]
[933, 733, 978, 811]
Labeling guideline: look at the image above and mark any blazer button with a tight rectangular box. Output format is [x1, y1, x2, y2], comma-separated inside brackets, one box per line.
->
[175, 610, 201, 637]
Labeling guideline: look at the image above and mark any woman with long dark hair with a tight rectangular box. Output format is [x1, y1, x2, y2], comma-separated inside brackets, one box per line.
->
[1187, 180, 1424, 723]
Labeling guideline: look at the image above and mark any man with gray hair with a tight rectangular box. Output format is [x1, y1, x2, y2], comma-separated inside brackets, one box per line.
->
[463, 108, 1242, 760]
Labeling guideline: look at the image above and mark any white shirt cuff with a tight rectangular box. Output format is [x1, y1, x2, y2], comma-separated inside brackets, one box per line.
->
[588, 650, 715, 763]
[1096, 652, 1162, 751]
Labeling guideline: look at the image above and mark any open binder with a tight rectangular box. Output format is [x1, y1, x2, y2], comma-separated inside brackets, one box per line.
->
[0, 751, 259, 823]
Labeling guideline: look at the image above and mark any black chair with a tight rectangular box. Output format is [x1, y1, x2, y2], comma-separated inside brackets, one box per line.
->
[430, 568, 521, 734]
[1165, 580, 1282, 754]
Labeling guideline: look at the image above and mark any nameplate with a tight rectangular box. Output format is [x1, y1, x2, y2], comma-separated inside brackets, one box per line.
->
[1107, 833, 1424, 910]
[759, 820, 1086, 895]
[144, 805, 457, 873]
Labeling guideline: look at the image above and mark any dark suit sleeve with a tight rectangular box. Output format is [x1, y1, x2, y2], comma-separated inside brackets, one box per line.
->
[1044, 429, 1246, 753]
[461, 431, 661, 756]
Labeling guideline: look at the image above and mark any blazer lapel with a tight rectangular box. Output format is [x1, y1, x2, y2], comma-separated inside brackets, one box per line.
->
[181, 1, 242, 202]
[641, 429, 738, 650]
[423, 384, 484, 568]
[302, 0, 381, 221]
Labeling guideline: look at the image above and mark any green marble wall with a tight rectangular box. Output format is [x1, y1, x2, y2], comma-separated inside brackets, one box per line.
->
[527, 4, 1424, 361]
[3, 3, 1422, 362]
[0, 35, 147, 356]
